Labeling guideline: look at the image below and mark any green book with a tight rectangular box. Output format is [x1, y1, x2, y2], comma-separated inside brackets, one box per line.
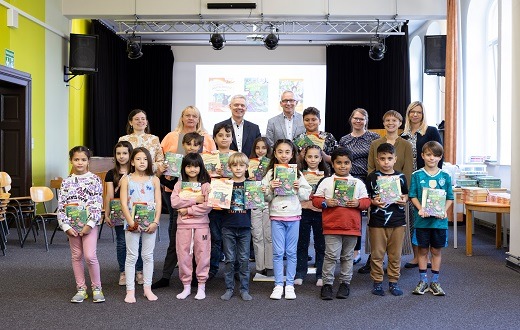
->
[377, 176, 402, 205]
[163, 152, 183, 177]
[64, 203, 89, 233]
[130, 202, 156, 229]
[244, 181, 265, 209]
[333, 178, 356, 207]
[274, 164, 297, 196]
[179, 182, 202, 199]
[109, 198, 125, 226]
[294, 135, 315, 149]
[219, 152, 233, 178]
[421, 188, 447, 218]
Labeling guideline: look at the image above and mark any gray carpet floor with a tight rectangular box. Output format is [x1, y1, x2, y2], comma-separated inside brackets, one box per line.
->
[1, 216, 520, 330]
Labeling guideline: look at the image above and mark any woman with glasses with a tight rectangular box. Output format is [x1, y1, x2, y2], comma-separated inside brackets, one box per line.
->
[400, 101, 443, 269]
[338, 108, 380, 268]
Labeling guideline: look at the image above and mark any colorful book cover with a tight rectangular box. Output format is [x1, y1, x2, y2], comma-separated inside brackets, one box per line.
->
[64, 203, 89, 232]
[201, 151, 221, 177]
[306, 133, 325, 149]
[163, 152, 183, 177]
[244, 181, 265, 209]
[178, 182, 203, 199]
[248, 158, 260, 179]
[333, 178, 356, 206]
[303, 170, 325, 191]
[131, 202, 156, 229]
[208, 178, 234, 209]
[377, 176, 402, 205]
[294, 134, 315, 149]
[249, 156, 270, 180]
[109, 198, 125, 226]
[219, 152, 233, 178]
[274, 164, 297, 196]
[421, 188, 447, 218]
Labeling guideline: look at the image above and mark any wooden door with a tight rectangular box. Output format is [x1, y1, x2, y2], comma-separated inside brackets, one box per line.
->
[0, 66, 32, 197]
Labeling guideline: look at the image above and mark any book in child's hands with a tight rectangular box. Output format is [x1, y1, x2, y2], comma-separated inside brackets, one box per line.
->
[248, 156, 270, 180]
[294, 134, 315, 149]
[219, 152, 233, 178]
[421, 188, 447, 218]
[130, 202, 156, 229]
[64, 203, 89, 232]
[303, 170, 325, 191]
[201, 151, 221, 177]
[163, 152, 184, 177]
[377, 176, 402, 205]
[244, 181, 265, 209]
[109, 198, 125, 226]
[306, 133, 325, 149]
[274, 164, 297, 196]
[178, 182, 202, 199]
[208, 178, 234, 209]
[333, 178, 356, 206]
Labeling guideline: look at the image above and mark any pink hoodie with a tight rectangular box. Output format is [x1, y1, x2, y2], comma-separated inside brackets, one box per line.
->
[170, 181, 212, 229]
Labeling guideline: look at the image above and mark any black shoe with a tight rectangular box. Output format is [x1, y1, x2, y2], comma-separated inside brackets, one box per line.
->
[320, 284, 334, 300]
[404, 262, 419, 269]
[308, 255, 313, 261]
[427, 262, 432, 269]
[358, 263, 371, 274]
[207, 272, 216, 281]
[151, 278, 170, 289]
[336, 282, 350, 299]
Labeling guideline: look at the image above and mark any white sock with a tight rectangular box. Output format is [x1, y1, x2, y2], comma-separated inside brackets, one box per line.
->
[195, 284, 206, 300]
[176, 285, 191, 300]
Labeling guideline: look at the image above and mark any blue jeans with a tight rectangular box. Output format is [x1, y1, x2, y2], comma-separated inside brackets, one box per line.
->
[222, 227, 251, 292]
[271, 220, 300, 286]
[296, 210, 325, 280]
[115, 225, 143, 273]
[209, 210, 224, 275]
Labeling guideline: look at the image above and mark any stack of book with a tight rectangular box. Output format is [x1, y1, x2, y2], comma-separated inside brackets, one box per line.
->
[457, 179, 478, 187]
[462, 187, 489, 202]
[477, 176, 501, 188]
[487, 192, 510, 205]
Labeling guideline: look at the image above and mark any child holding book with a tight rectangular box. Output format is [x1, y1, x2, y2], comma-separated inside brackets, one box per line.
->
[365, 143, 408, 296]
[220, 153, 254, 301]
[104, 141, 145, 286]
[312, 147, 371, 300]
[120, 147, 162, 303]
[170, 153, 212, 300]
[152, 132, 204, 289]
[208, 123, 236, 279]
[262, 139, 312, 300]
[409, 141, 453, 296]
[58, 146, 104, 303]
[295, 145, 330, 287]
[249, 137, 273, 276]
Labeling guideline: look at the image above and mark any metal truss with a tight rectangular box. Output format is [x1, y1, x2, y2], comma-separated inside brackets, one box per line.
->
[114, 19, 405, 37]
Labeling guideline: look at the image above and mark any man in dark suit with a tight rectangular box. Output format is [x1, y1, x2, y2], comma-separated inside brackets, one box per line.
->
[214, 94, 261, 157]
[266, 90, 305, 147]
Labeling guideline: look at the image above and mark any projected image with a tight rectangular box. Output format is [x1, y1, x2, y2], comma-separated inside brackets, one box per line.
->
[244, 78, 268, 112]
[209, 78, 236, 112]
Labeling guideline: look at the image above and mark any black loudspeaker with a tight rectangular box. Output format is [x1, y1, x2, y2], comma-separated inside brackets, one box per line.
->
[424, 35, 446, 76]
[69, 33, 98, 74]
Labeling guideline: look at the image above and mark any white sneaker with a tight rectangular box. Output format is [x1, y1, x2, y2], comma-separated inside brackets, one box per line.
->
[294, 278, 303, 285]
[119, 272, 126, 286]
[285, 285, 296, 300]
[270, 285, 283, 300]
[316, 279, 323, 287]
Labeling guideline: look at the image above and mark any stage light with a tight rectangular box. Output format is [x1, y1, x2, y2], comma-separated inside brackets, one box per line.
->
[264, 33, 279, 50]
[127, 33, 143, 59]
[210, 33, 225, 50]
[369, 39, 386, 61]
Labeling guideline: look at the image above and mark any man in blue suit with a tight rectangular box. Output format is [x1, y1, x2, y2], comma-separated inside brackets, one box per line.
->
[214, 94, 261, 157]
[266, 90, 305, 147]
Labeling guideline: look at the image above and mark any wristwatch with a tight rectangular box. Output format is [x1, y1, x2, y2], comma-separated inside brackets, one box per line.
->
[321, 201, 327, 209]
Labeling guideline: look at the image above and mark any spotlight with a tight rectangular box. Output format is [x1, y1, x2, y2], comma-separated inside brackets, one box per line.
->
[369, 39, 386, 61]
[210, 33, 225, 50]
[264, 28, 279, 50]
[127, 33, 143, 59]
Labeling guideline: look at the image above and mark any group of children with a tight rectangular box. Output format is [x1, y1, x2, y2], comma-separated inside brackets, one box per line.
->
[57, 123, 453, 303]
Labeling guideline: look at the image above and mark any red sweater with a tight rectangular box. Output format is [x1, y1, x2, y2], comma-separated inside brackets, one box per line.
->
[312, 175, 371, 236]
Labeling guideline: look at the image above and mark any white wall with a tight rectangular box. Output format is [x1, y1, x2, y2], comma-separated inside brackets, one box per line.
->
[170, 45, 326, 131]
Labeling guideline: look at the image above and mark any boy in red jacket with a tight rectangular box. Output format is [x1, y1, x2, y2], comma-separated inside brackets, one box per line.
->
[312, 148, 370, 300]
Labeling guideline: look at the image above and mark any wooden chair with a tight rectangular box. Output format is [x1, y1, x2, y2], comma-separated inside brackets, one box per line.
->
[48, 178, 63, 244]
[94, 171, 115, 242]
[21, 187, 57, 251]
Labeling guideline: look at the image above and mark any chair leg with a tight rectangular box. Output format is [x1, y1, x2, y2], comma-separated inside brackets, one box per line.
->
[50, 221, 60, 245]
[39, 216, 49, 252]
[21, 222, 35, 248]
[98, 221, 104, 239]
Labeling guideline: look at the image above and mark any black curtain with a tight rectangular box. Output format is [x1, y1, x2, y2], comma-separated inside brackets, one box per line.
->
[325, 24, 410, 140]
[88, 20, 174, 157]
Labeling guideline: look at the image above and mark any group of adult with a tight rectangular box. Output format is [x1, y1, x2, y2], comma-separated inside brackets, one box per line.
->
[117, 91, 442, 283]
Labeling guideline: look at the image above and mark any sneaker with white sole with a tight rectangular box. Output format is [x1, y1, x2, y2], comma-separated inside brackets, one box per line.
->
[284, 285, 296, 300]
[429, 282, 446, 296]
[119, 272, 126, 286]
[71, 288, 88, 303]
[136, 271, 144, 285]
[294, 278, 303, 285]
[412, 280, 429, 295]
[92, 287, 105, 303]
[270, 285, 283, 300]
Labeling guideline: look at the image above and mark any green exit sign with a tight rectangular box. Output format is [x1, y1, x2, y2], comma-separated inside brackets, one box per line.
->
[5, 49, 14, 68]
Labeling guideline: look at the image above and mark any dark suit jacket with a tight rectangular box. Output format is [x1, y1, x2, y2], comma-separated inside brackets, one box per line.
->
[214, 118, 261, 157]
